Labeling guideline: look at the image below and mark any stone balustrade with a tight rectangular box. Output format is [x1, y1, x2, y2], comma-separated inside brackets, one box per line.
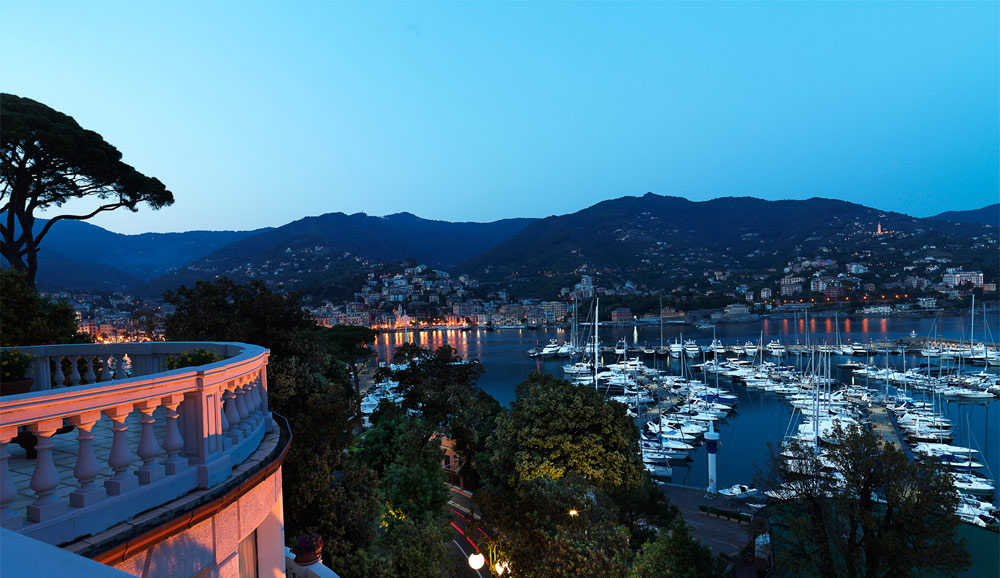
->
[0, 342, 270, 546]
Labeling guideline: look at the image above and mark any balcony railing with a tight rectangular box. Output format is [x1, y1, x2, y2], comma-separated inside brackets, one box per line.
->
[0, 342, 270, 546]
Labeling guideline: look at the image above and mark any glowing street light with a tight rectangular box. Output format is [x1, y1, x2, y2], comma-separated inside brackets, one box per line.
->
[568, 509, 579, 517]
[468, 552, 485, 570]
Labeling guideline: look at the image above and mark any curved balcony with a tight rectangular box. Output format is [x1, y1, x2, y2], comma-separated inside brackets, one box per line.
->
[0, 342, 271, 547]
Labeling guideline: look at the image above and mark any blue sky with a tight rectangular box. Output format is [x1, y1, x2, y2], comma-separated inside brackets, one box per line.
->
[3, 1, 997, 234]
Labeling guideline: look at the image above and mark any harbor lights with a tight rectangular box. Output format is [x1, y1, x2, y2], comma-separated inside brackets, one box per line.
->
[705, 420, 721, 496]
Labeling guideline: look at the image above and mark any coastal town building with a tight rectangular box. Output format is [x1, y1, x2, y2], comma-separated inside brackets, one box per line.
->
[780, 276, 804, 296]
[611, 308, 633, 324]
[943, 269, 984, 288]
[723, 303, 750, 317]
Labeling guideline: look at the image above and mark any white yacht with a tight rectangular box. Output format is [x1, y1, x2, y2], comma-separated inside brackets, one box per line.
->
[539, 339, 561, 358]
[562, 361, 594, 375]
[920, 346, 942, 357]
[719, 484, 760, 499]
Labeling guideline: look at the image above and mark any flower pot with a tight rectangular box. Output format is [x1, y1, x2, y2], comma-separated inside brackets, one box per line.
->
[0, 378, 34, 397]
[294, 549, 322, 566]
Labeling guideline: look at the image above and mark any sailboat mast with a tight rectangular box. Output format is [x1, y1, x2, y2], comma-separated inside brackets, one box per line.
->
[659, 297, 664, 349]
[970, 294, 975, 346]
[594, 297, 600, 390]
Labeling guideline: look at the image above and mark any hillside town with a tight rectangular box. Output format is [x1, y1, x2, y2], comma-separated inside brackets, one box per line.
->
[62, 241, 993, 341]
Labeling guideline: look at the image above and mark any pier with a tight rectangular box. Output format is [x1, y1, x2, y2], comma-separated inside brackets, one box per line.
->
[896, 336, 1000, 349]
[868, 403, 905, 451]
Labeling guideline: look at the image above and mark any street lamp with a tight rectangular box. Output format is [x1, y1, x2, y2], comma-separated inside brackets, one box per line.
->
[468, 552, 485, 570]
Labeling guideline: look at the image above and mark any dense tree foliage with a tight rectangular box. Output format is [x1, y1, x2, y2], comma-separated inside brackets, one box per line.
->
[381, 343, 485, 424]
[0, 269, 91, 346]
[483, 372, 642, 491]
[164, 278, 323, 364]
[319, 324, 376, 393]
[471, 373, 692, 578]
[377, 344, 500, 487]
[356, 402, 449, 521]
[1, 93, 173, 288]
[364, 515, 456, 578]
[475, 474, 631, 578]
[349, 401, 457, 578]
[759, 423, 970, 577]
[628, 519, 725, 578]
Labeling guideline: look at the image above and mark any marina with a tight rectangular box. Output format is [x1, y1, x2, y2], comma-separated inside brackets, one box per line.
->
[372, 312, 1000, 530]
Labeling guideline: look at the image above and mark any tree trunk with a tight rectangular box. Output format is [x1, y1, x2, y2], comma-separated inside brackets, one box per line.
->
[351, 363, 361, 395]
[25, 244, 38, 291]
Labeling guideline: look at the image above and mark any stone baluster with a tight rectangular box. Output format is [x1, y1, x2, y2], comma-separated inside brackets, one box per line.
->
[97, 355, 112, 382]
[52, 356, 67, 388]
[112, 354, 126, 380]
[135, 401, 165, 484]
[68, 355, 82, 386]
[219, 393, 231, 451]
[161, 394, 188, 475]
[83, 357, 98, 384]
[260, 365, 271, 433]
[246, 382, 261, 426]
[0, 427, 22, 529]
[234, 385, 251, 434]
[252, 382, 265, 425]
[223, 388, 242, 443]
[27, 419, 68, 522]
[68, 412, 105, 507]
[103, 406, 138, 495]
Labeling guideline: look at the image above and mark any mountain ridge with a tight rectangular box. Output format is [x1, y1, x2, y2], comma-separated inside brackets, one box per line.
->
[136, 211, 536, 297]
[6, 196, 996, 297]
[457, 194, 996, 290]
[928, 204, 999, 228]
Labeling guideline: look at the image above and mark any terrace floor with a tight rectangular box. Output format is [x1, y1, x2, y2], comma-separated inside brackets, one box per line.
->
[8, 408, 169, 513]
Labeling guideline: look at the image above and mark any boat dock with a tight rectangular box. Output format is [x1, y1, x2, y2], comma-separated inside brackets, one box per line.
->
[868, 403, 905, 451]
[896, 336, 1000, 349]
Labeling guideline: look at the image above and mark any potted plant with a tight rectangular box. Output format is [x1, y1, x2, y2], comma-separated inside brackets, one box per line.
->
[291, 533, 324, 566]
[1, 348, 35, 396]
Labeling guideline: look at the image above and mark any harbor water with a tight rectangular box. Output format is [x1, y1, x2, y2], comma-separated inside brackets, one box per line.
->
[372, 313, 1000, 507]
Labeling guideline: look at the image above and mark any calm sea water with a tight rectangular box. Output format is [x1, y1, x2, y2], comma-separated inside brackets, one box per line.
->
[372, 313, 999, 504]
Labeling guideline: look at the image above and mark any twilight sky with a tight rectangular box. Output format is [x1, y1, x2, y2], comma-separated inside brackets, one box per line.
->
[3, 1, 997, 234]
